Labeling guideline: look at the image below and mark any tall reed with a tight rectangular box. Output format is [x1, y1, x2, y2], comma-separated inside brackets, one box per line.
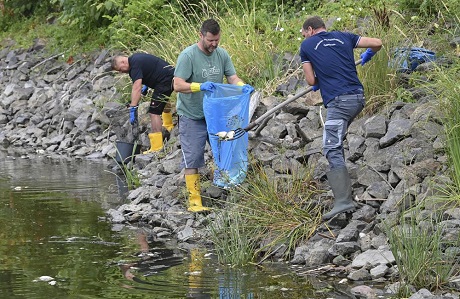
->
[209, 160, 322, 265]
[384, 209, 459, 296]
[114, 0, 300, 92]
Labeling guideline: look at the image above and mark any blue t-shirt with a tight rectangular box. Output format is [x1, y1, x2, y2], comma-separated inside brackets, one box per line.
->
[300, 31, 363, 106]
[128, 53, 174, 89]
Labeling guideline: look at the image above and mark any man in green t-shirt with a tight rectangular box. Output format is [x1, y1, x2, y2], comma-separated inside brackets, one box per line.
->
[173, 19, 252, 212]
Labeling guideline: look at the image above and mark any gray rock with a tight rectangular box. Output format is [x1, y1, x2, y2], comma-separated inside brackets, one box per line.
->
[369, 264, 388, 279]
[364, 114, 387, 138]
[351, 248, 395, 268]
[379, 119, 413, 148]
[348, 267, 372, 281]
[336, 220, 367, 242]
[350, 285, 378, 299]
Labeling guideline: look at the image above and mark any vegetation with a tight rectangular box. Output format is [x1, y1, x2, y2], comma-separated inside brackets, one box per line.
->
[2, 0, 460, 295]
[209, 161, 322, 265]
[383, 208, 460, 296]
[109, 141, 141, 190]
[437, 64, 460, 190]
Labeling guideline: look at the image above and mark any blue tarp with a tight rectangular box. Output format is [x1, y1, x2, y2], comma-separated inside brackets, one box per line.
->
[203, 83, 251, 188]
[391, 47, 436, 73]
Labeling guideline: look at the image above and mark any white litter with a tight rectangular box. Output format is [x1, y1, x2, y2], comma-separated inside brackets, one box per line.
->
[215, 130, 235, 140]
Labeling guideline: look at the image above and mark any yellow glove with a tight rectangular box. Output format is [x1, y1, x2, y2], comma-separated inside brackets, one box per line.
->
[236, 81, 244, 86]
[190, 82, 201, 93]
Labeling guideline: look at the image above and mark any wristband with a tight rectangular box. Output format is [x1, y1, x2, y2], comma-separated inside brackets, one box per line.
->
[190, 82, 201, 93]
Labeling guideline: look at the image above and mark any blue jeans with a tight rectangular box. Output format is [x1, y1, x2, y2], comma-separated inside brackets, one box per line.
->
[323, 93, 365, 169]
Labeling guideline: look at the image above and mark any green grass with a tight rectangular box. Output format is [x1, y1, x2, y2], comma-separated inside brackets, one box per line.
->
[437, 62, 460, 192]
[208, 159, 323, 265]
[383, 209, 460, 296]
[108, 142, 142, 190]
[110, 0, 301, 93]
[208, 202, 259, 266]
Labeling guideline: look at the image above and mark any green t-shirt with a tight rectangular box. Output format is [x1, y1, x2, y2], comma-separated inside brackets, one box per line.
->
[174, 44, 237, 119]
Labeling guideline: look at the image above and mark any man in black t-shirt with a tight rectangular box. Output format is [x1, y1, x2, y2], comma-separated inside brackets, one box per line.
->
[112, 53, 175, 153]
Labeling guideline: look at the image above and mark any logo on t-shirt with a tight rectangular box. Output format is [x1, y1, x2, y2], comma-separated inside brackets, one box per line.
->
[314, 38, 344, 50]
[202, 66, 221, 78]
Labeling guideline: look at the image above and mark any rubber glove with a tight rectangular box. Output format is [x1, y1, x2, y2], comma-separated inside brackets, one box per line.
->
[242, 84, 254, 94]
[200, 81, 216, 92]
[141, 85, 148, 96]
[311, 85, 319, 91]
[129, 106, 138, 125]
[360, 48, 376, 66]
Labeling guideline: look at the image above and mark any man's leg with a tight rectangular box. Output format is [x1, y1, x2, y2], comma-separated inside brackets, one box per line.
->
[322, 94, 364, 220]
[179, 116, 209, 212]
[162, 102, 175, 132]
[143, 97, 168, 154]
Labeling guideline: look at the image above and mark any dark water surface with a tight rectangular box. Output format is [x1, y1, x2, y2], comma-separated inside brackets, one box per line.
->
[0, 150, 347, 299]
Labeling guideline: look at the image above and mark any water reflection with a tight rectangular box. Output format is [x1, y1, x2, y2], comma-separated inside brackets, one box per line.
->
[0, 150, 328, 299]
[118, 230, 184, 291]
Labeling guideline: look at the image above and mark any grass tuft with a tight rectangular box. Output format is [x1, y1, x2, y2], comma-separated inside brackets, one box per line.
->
[208, 159, 323, 265]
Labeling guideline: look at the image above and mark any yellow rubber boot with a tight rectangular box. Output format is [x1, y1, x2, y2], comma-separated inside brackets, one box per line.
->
[162, 112, 174, 132]
[185, 174, 210, 212]
[143, 132, 163, 154]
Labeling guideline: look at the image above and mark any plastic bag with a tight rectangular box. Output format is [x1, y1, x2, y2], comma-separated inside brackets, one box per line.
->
[203, 83, 251, 188]
[391, 47, 436, 73]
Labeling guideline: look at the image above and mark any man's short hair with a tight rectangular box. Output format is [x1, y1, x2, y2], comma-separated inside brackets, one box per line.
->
[111, 55, 123, 70]
[200, 19, 220, 36]
[303, 16, 326, 31]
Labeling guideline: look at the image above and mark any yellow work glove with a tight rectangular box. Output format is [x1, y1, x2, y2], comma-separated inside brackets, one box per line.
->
[191, 82, 215, 93]
[190, 82, 201, 93]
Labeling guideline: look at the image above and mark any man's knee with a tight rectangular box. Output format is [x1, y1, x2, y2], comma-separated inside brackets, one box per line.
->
[323, 119, 344, 150]
[149, 101, 167, 114]
[323, 119, 346, 168]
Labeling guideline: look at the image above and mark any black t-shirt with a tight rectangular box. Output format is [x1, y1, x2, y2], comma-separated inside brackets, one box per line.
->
[128, 53, 174, 89]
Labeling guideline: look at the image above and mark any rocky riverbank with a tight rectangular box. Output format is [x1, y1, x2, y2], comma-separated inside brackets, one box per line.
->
[1, 38, 460, 299]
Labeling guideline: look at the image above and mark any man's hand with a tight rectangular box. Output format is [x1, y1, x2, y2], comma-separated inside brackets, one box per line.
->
[200, 82, 216, 92]
[141, 85, 148, 96]
[242, 84, 254, 94]
[129, 106, 138, 125]
[360, 48, 376, 65]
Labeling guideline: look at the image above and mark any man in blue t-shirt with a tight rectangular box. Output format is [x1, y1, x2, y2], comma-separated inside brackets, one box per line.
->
[112, 53, 175, 153]
[300, 16, 382, 220]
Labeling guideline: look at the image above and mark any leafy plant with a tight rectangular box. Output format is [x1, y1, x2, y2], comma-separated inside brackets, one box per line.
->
[50, 0, 122, 31]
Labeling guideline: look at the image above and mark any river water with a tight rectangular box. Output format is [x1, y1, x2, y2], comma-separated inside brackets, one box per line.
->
[0, 149, 357, 299]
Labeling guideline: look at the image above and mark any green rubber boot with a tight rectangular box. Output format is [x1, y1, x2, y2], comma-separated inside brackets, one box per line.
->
[323, 167, 357, 221]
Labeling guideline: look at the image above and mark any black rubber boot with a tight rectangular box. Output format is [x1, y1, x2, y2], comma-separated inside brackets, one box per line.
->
[323, 167, 357, 221]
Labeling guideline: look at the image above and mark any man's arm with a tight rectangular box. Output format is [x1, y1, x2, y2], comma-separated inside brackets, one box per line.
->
[302, 62, 317, 86]
[173, 76, 195, 94]
[226, 74, 244, 85]
[130, 79, 143, 106]
[357, 37, 382, 53]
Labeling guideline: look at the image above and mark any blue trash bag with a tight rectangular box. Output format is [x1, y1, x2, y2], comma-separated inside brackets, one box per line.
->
[391, 47, 436, 73]
[203, 83, 251, 188]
